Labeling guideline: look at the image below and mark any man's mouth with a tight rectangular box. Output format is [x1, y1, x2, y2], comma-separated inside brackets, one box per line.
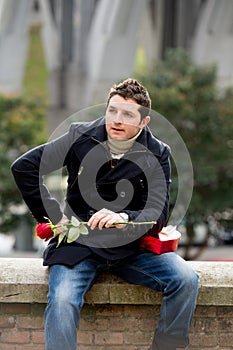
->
[111, 127, 124, 132]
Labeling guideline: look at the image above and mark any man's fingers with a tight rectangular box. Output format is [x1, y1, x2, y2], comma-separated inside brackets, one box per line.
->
[88, 210, 109, 230]
[88, 209, 124, 230]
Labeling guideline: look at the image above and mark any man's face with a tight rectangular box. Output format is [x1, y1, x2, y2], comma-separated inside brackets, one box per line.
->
[105, 95, 150, 140]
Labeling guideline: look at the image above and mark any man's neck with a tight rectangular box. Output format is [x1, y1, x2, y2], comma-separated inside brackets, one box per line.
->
[107, 129, 142, 157]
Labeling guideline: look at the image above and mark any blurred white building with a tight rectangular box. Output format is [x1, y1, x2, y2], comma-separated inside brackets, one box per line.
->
[0, 0, 232, 128]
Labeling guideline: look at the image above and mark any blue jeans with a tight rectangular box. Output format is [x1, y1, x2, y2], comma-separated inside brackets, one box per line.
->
[45, 251, 199, 350]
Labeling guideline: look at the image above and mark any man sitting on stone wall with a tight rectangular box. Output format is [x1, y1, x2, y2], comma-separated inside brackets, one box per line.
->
[11, 78, 199, 350]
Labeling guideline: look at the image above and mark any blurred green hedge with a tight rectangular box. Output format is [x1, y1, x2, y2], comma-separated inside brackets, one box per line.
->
[0, 96, 46, 232]
[137, 48, 233, 229]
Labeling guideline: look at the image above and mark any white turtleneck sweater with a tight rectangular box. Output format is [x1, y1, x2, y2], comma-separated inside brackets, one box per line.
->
[107, 129, 142, 160]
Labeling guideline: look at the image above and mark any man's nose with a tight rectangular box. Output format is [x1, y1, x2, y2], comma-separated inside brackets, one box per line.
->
[113, 112, 123, 123]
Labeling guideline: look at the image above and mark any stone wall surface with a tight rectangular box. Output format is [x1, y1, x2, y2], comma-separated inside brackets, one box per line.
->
[0, 258, 232, 350]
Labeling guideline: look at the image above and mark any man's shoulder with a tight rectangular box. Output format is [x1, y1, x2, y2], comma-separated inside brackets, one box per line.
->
[69, 117, 104, 132]
[67, 116, 105, 141]
[143, 127, 171, 158]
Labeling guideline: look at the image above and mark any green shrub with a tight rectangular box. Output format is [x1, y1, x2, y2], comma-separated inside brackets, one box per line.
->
[137, 48, 233, 225]
[0, 96, 46, 232]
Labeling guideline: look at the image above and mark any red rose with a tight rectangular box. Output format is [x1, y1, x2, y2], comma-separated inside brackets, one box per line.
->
[36, 223, 54, 241]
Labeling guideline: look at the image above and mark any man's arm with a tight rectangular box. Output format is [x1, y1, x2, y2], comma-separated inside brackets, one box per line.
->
[87, 146, 171, 236]
[11, 125, 77, 224]
[123, 145, 171, 235]
[88, 208, 128, 230]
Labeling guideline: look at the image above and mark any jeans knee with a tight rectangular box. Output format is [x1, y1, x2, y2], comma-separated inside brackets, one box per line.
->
[55, 288, 73, 307]
[48, 279, 83, 313]
[46, 286, 81, 329]
[178, 267, 199, 298]
[166, 263, 199, 299]
[185, 268, 199, 288]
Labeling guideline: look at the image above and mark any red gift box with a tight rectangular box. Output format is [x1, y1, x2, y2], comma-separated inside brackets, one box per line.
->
[140, 226, 181, 254]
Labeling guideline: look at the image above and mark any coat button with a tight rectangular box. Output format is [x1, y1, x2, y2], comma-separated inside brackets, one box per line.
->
[140, 179, 145, 188]
[120, 191, 126, 197]
[88, 210, 95, 216]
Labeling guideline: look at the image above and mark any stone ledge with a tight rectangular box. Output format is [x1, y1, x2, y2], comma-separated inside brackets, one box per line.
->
[0, 258, 232, 306]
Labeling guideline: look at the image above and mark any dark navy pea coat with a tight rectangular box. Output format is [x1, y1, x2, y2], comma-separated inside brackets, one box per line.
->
[11, 117, 171, 266]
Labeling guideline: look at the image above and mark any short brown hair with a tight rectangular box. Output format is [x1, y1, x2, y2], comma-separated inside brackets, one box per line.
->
[107, 78, 151, 119]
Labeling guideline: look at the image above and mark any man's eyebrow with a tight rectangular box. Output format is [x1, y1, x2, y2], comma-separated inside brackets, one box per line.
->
[123, 110, 135, 116]
[109, 104, 136, 114]
[108, 104, 117, 109]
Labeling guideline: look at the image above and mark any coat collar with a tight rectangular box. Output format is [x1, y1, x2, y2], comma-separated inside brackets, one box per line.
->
[75, 116, 165, 157]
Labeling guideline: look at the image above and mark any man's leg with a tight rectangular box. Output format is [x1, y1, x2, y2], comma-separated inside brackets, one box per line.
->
[44, 259, 100, 350]
[113, 251, 199, 350]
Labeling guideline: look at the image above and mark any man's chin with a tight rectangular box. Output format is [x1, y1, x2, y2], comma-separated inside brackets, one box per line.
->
[109, 132, 127, 140]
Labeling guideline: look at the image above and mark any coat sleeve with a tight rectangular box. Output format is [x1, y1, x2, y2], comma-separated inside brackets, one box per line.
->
[123, 145, 171, 236]
[11, 124, 78, 224]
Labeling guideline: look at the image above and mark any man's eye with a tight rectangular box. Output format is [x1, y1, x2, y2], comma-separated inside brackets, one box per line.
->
[109, 108, 116, 113]
[123, 112, 132, 118]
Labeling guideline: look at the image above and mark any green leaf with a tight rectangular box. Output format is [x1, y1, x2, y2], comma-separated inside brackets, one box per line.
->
[71, 216, 81, 227]
[67, 227, 80, 243]
[79, 224, 88, 235]
[56, 230, 67, 248]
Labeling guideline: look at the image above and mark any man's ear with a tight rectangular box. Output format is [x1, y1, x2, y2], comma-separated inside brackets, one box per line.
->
[140, 116, 150, 128]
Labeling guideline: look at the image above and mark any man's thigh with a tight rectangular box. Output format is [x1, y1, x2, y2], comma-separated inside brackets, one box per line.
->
[112, 250, 195, 292]
[48, 258, 101, 303]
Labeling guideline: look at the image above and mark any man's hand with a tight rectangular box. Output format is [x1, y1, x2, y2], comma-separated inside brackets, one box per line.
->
[55, 215, 69, 235]
[88, 209, 128, 230]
